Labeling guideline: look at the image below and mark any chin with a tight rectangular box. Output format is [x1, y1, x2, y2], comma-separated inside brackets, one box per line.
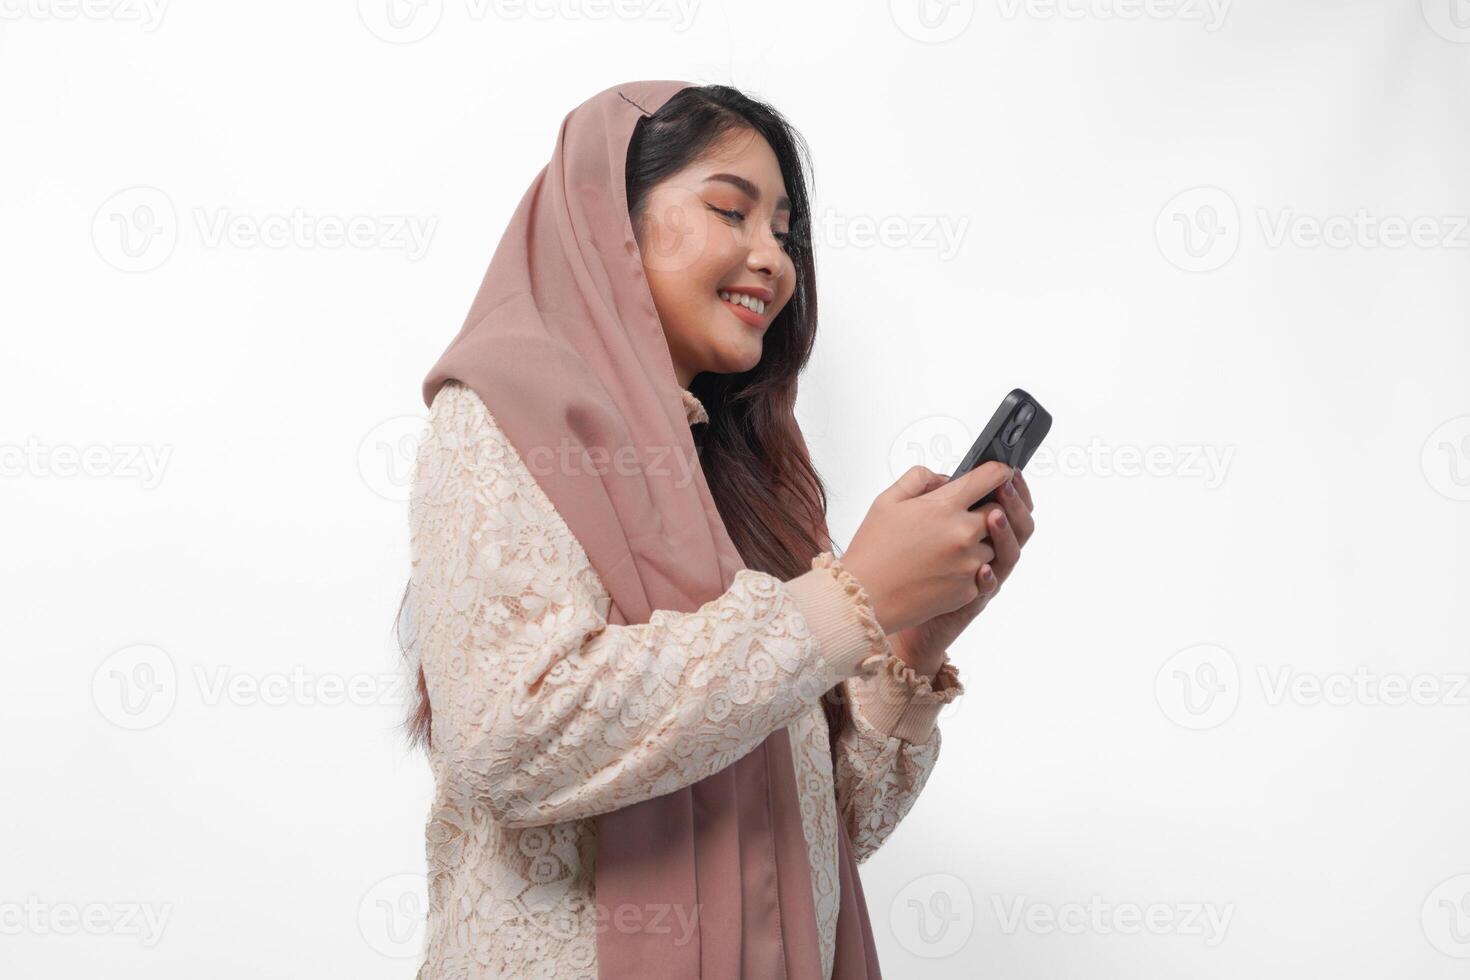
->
[711, 338, 764, 375]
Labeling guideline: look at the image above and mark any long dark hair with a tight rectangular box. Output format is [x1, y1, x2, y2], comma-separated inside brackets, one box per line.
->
[394, 83, 851, 761]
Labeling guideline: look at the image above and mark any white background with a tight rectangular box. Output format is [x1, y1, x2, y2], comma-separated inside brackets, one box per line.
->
[4, 1, 1469, 977]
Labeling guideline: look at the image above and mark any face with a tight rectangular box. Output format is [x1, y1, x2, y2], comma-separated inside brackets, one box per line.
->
[631, 127, 797, 389]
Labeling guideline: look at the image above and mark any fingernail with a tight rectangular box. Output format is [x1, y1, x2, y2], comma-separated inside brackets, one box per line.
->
[995, 510, 1008, 529]
[1002, 480, 1016, 498]
[981, 565, 995, 584]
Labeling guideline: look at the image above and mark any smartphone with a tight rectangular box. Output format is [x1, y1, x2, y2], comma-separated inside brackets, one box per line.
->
[948, 388, 1052, 511]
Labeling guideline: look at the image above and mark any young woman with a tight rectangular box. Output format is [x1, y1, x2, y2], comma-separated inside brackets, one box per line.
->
[398, 80, 1035, 980]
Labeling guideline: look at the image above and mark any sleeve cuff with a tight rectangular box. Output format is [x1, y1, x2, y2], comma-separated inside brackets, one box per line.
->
[786, 551, 893, 686]
[851, 653, 964, 743]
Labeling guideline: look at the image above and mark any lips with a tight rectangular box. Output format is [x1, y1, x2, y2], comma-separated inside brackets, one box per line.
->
[719, 293, 768, 328]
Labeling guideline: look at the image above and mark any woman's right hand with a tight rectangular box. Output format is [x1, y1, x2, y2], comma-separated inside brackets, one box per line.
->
[841, 462, 1014, 636]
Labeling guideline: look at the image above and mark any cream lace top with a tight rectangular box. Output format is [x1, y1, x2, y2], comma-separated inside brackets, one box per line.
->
[408, 380, 964, 980]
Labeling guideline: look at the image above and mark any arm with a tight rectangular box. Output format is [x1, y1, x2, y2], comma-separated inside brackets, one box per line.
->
[408, 381, 892, 828]
[832, 650, 964, 863]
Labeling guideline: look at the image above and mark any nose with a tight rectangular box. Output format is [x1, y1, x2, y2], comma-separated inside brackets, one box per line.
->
[746, 228, 785, 283]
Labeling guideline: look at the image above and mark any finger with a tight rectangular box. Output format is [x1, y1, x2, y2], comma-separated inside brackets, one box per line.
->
[887, 465, 942, 503]
[959, 563, 998, 614]
[979, 563, 1000, 598]
[938, 460, 1013, 512]
[984, 503, 1021, 584]
[1011, 468, 1034, 512]
[998, 477, 1035, 547]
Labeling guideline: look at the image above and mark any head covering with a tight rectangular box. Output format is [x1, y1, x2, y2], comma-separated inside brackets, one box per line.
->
[422, 79, 881, 979]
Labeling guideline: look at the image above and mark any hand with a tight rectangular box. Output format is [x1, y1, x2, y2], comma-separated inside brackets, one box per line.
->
[890, 467, 1036, 673]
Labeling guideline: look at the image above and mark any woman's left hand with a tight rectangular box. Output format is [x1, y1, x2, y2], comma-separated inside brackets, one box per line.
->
[888, 467, 1036, 675]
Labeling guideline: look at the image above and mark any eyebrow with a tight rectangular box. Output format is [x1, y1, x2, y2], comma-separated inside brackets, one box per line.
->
[703, 173, 791, 213]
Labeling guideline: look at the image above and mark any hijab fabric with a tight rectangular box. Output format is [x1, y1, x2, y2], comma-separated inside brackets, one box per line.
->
[421, 79, 881, 979]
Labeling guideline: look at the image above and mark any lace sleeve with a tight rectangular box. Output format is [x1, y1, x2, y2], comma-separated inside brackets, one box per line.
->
[408, 381, 891, 828]
[832, 653, 964, 863]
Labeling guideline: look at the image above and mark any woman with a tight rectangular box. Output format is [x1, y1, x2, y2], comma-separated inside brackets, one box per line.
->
[398, 80, 1035, 979]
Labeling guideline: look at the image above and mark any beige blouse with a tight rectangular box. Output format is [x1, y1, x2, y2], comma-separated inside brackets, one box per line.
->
[408, 380, 963, 980]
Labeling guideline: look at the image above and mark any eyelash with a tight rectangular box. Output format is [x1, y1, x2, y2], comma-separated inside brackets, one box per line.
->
[709, 205, 794, 251]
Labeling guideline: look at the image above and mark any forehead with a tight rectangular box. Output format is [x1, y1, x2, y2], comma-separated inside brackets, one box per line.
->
[688, 128, 789, 207]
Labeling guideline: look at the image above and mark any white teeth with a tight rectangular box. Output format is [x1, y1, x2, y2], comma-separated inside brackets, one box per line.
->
[719, 291, 765, 315]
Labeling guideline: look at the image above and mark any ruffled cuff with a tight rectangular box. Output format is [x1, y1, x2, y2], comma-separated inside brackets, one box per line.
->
[851, 651, 964, 743]
[785, 551, 893, 686]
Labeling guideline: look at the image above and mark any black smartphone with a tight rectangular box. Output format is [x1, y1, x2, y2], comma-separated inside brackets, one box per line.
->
[948, 388, 1052, 511]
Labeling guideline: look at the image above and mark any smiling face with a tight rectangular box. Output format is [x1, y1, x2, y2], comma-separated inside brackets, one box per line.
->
[631, 126, 797, 389]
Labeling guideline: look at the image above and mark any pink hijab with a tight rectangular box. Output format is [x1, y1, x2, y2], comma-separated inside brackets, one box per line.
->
[422, 79, 882, 979]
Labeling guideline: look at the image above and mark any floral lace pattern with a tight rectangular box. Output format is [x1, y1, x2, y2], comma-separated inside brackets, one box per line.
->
[407, 380, 960, 979]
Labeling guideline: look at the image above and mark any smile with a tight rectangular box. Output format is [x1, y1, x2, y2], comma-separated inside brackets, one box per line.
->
[718, 290, 769, 327]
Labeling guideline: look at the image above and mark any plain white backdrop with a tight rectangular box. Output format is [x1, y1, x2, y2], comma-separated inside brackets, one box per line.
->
[4, 1, 1469, 976]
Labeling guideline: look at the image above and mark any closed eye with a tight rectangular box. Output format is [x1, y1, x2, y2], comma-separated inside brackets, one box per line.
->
[708, 204, 794, 252]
